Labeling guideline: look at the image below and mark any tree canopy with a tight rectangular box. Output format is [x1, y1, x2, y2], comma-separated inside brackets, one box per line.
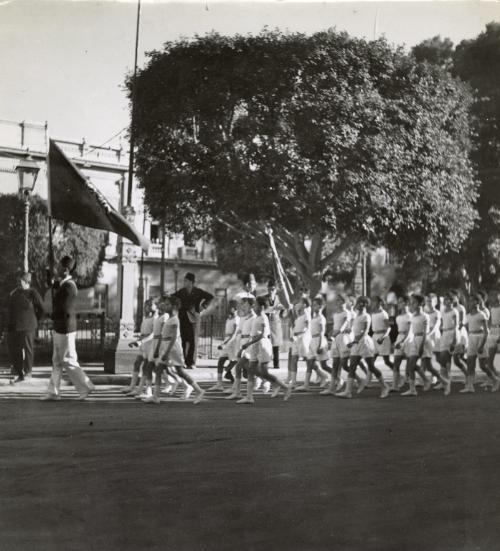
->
[0, 194, 107, 309]
[411, 23, 500, 291]
[129, 29, 477, 292]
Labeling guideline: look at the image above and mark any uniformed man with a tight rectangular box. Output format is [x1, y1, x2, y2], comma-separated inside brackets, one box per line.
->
[172, 273, 214, 369]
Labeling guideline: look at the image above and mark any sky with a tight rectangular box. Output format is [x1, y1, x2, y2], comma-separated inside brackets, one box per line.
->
[1, 0, 500, 147]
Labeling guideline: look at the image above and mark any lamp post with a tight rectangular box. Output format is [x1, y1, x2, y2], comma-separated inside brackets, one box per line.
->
[173, 259, 179, 292]
[15, 157, 40, 272]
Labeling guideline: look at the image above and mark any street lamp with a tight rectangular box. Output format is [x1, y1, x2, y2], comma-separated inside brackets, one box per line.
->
[15, 156, 40, 272]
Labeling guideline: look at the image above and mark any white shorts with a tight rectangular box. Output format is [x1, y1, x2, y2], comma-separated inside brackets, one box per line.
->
[487, 328, 500, 351]
[373, 333, 391, 357]
[331, 333, 352, 359]
[439, 330, 458, 354]
[423, 332, 440, 358]
[158, 340, 185, 366]
[241, 337, 252, 361]
[141, 340, 153, 360]
[257, 337, 273, 363]
[454, 327, 468, 354]
[393, 334, 410, 358]
[290, 335, 311, 358]
[148, 338, 161, 362]
[350, 336, 374, 358]
[220, 337, 239, 362]
[467, 334, 488, 358]
[308, 336, 329, 361]
[408, 335, 425, 357]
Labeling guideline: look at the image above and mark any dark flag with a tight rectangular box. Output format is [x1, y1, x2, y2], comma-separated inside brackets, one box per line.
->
[47, 139, 149, 251]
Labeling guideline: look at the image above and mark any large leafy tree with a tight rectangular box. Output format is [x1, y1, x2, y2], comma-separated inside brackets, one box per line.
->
[411, 24, 500, 291]
[129, 29, 477, 294]
[0, 194, 107, 309]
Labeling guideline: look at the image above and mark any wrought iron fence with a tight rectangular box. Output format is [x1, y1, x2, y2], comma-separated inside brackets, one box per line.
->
[0, 311, 118, 366]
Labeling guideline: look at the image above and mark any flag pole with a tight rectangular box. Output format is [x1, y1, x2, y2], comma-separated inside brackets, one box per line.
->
[46, 137, 55, 305]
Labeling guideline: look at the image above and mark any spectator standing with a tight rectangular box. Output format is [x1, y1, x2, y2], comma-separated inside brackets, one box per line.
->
[7, 272, 44, 382]
[172, 272, 214, 369]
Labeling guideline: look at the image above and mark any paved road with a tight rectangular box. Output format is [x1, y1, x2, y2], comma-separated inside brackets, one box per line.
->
[0, 383, 499, 551]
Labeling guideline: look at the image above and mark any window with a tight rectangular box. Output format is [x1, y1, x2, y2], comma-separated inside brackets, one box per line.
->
[150, 223, 160, 244]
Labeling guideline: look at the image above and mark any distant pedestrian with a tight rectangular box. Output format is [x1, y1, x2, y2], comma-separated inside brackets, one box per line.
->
[42, 256, 94, 401]
[7, 272, 44, 382]
[172, 273, 213, 369]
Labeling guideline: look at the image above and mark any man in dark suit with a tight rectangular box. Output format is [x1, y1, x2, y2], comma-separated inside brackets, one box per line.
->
[7, 272, 44, 382]
[42, 255, 94, 400]
[172, 272, 213, 369]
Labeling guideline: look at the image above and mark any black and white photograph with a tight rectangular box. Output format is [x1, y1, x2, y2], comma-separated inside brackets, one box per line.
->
[1, 0, 500, 549]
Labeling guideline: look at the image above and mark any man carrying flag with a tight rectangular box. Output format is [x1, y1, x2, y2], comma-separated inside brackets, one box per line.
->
[42, 255, 95, 401]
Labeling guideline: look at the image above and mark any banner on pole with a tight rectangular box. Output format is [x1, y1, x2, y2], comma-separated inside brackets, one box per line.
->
[47, 139, 149, 251]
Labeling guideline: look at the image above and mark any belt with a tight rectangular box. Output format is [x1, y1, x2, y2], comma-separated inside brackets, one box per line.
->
[312, 333, 323, 338]
[470, 331, 484, 335]
[153, 335, 162, 339]
[413, 332, 425, 337]
[140, 334, 150, 338]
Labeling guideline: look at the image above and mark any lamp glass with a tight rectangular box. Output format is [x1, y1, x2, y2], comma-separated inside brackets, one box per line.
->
[16, 159, 40, 193]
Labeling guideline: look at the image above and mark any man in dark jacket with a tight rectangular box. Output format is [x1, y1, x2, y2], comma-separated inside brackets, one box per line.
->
[172, 272, 213, 368]
[7, 272, 44, 382]
[42, 255, 94, 401]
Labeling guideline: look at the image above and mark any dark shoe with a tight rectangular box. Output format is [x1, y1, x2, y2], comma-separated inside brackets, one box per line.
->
[13, 375, 24, 383]
[224, 371, 235, 383]
[185, 365, 194, 370]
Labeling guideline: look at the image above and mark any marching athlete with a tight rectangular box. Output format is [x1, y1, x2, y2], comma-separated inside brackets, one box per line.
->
[320, 294, 353, 395]
[296, 296, 330, 391]
[392, 295, 411, 391]
[147, 296, 205, 404]
[487, 289, 500, 381]
[237, 296, 291, 404]
[421, 293, 450, 394]
[226, 297, 257, 400]
[371, 296, 394, 373]
[124, 299, 157, 395]
[287, 297, 312, 388]
[335, 296, 390, 399]
[462, 293, 489, 393]
[401, 294, 431, 397]
[208, 300, 239, 392]
[451, 291, 468, 377]
[437, 293, 459, 392]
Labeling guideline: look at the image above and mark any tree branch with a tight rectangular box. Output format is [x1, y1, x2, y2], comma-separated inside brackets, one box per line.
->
[319, 236, 358, 271]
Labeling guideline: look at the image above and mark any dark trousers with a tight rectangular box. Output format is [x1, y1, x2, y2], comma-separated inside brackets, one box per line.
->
[8, 331, 35, 377]
[272, 345, 280, 369]
[180, 320, 196, 367]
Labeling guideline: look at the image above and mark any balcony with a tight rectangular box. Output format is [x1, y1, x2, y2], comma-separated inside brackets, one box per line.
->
[145, 244, 217, 265]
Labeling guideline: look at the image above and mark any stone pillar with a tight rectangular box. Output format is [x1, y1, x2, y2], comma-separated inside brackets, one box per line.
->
[112, 205, 140, 374]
